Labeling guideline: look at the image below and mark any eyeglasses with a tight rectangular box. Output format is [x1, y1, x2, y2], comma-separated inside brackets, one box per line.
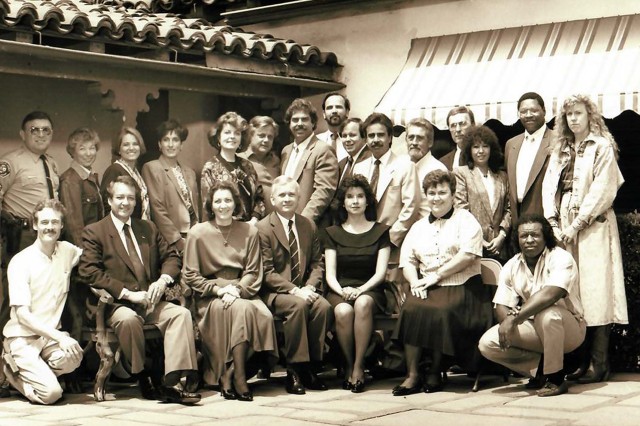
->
[29, 126, 52, 136]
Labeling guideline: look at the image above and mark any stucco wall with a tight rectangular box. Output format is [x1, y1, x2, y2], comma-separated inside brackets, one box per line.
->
[245, 0, 640, 130]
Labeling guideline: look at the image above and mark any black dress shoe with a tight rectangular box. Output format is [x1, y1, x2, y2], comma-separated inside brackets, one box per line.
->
[218, 379, 238, 400]
[392, 383, 422, 396]
[237, 390, 253, 402]
[301, 371, 328, 391]
[285, 369, 305, 395]
[351, 379, 365, 393]
[160, 384, 201, 405]
[138, 374, 159, 400]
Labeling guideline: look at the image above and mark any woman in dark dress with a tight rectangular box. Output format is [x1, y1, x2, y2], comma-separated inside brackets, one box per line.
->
[392, 170, 493, 395]
[100, 127, 150, 220]
[201, 112, 265, 225]
[324, 175, 390, 393]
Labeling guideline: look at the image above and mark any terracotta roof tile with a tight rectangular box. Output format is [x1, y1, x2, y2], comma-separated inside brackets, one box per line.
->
[0, 0, 339, 66]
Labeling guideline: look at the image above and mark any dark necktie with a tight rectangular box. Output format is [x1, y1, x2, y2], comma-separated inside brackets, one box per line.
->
[123, 223, 147, 288]
[370, 159, 381, 194]
[39, 155, 54, 199]
[288, 219, 301, 287]
[340, 156, 354, 183]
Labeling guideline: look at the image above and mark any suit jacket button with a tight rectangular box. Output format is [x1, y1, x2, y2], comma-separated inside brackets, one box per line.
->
[133, 286, 139, 290]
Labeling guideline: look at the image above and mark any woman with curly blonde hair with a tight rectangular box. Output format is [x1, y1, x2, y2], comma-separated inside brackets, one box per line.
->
[201, 112, 265, 224]
[542, 94, 627, 384]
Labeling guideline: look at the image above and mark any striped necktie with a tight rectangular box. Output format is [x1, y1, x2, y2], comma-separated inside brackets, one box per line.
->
[288, 219, 301, 287]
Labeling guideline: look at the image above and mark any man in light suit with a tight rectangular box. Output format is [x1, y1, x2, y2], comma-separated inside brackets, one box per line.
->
[142, 119, 199, 254]
[317, 92, 350, 161]
[504, 92, 551, 228]
[439, 106, 475, 170]
[79, 176, 200, 405]
[405, 118, 447, 218]
[257, 176, 333, 395]
[353, 113, 420, 273]
[281, 98, 338, 226]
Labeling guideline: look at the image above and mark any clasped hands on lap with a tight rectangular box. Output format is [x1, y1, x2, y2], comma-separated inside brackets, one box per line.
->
[122, 280, 167, 312]
[290, 285, 320, 304]
[410, 272, 440, 299]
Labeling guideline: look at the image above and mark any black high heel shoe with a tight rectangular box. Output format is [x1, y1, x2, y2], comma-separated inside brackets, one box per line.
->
[219, 379, 238, 400]
[423, 373, 444, 393]
[236, 390, 253, 402]
[351, 379, 365, 393]
[342, 380, 353, 390]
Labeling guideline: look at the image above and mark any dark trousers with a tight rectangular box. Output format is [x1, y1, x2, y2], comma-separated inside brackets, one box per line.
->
[272, 294, 333, 364]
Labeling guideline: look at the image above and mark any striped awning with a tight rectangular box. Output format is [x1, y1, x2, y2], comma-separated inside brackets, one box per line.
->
[376, 14, 640, 128]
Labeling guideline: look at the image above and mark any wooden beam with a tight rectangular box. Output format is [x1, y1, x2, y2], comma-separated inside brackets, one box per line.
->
[0, 40, 343, 99]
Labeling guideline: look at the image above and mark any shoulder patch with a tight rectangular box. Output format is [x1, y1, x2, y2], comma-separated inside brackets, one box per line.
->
[0, 161, 11, 178]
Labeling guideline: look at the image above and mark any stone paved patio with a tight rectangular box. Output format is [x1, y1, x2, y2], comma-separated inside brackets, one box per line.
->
[0, 371, 639, 425]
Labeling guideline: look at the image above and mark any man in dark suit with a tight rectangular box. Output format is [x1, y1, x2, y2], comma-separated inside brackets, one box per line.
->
[504, 92, 551, 228]
[439, 106, 475, 170]
[337, 117, 370, 185]
[79, 175, 200, 405]
[281, 98, 338, 226]
[257, 176, 333, 395]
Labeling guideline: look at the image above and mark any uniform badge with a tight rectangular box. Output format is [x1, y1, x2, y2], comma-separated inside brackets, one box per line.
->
[0, 161, 11, 178]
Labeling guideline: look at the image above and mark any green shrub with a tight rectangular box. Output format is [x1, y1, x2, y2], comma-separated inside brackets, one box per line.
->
[611, 211, 640, 372]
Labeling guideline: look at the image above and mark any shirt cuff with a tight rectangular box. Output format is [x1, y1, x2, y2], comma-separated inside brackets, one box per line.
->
[119, 288, 130, 300]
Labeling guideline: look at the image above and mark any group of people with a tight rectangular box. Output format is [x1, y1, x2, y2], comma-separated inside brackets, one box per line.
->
[0, 89, 627, 405]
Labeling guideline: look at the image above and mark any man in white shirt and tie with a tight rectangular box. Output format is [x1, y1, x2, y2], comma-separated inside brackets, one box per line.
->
[317, 93, 350, 162]
[504, 92, 551, 228]
[405, 118, 447, 218]
[439, 106, 475, 171]
[281, 98, 338, 226]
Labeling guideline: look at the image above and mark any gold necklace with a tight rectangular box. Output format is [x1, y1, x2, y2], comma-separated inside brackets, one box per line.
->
[215, 222, 233, 246]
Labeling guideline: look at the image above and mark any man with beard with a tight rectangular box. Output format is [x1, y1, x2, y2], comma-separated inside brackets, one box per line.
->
[404, 118, 446, 218]
[352, 113, 419, 279]
[504, 92, 551, 227]
[317, 93, 350, 162]
[281, 98, 338, 225]
[439, 106, 475, 170]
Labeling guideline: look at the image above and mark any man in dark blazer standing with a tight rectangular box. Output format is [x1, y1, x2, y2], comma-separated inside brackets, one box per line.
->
[257, 175, 333, 395]
[504, 92, 551, 227]
[280, 98, 338, 226]
[439, 106, 475, 170]
[79, 175, 200, 405]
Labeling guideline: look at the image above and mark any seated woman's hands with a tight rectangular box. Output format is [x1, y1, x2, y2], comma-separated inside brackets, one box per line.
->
[217, 284, 241, 309]
[341, 286, 361, 301]
[410, 272, 440, 300]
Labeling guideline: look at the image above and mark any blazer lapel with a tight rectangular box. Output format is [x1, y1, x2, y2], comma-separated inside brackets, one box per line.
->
[131, 220, 151, 280]
[161, 157, 183, 199]
[292, 138, 317, 181]
[507, 135, 524, 192]
[270, 213, 289, 252]
[524, 127, 550, 196]
[377, 152, 395, 199]
[295, 214, 309, 277]
[471, 168, 493, 218]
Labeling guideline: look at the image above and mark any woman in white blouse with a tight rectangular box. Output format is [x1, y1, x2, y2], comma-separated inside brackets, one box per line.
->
[391, 170, 493, 395]
[454, 125, 511, 262]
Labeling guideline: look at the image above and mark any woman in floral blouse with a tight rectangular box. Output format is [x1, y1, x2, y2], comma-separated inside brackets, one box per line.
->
[201, 112, 265, 225]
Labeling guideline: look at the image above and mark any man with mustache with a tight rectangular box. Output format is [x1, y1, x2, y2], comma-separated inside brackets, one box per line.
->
[281, 98, 338, 226]
[404, 118, 446, 218]
[0, 111, 60, 395]
[317, 93, 350, 162]
[352, 113, 419, 279]
[440, 106, 475, 170]
[2, 200, 82, 404]
[505, 92, 551, 227]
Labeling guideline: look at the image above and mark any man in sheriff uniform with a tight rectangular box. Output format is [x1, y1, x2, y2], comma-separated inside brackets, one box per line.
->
[0, 111, 60, 386]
